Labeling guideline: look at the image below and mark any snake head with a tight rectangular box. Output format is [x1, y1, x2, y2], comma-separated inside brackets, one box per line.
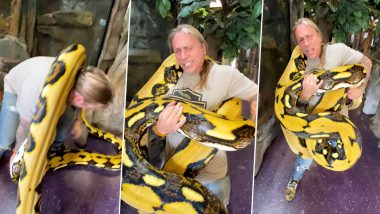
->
[320, 78, 334, 91]
[315, 70, 336, 92]
[349, 65, 366, 85]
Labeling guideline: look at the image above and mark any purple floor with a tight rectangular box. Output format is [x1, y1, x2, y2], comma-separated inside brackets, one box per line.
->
[253, 108, 380, 213]
[0, 135, 121, 213]
[0, 151, 18, 213]
[227, 143, 254, 213]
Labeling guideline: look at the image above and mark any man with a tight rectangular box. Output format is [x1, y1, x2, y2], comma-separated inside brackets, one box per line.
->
[0, 56, 113, 161]
[153, 24, 258, 206]
[284, 18, 372, 201]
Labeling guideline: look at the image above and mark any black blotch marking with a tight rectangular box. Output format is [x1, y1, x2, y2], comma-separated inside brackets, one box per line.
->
[45, 61, 66, 85]
[31, 96, 47, 124]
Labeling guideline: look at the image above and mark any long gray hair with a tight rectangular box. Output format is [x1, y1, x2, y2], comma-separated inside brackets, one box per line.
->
[293, 18, 325, 66]
[167, 24, 212, 90]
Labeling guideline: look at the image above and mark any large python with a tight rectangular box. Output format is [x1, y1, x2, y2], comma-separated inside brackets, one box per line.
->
[274, 45, 366, 171]
[11, 44, 122, 213]
[122, 54, 255, 213]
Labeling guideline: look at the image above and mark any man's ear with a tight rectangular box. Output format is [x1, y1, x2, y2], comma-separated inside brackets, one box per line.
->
[72, 90, 85, 106]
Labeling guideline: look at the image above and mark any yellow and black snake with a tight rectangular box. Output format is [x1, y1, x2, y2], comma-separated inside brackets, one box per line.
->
[11, 44, 122, 213]
[274, 45, 366, 171]
[47, 110, 122, 171]
[122, 54, 255, 213]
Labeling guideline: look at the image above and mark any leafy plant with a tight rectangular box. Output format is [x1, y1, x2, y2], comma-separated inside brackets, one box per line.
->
[156, 0, 171, 18]
[304, 0, 380, 43]
[156, 0, 262, 60]
[332, 0, 371, 42]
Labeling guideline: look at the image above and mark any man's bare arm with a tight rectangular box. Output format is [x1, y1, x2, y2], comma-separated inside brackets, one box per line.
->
[359, 55, 373, 91]
[15, 118, 30, 150]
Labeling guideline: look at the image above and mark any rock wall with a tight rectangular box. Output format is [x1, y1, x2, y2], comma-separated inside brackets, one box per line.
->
[36, 0, 114, 65]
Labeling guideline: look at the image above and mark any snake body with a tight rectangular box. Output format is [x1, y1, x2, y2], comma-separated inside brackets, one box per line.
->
[122, 54, 255, 213]
[12, 44, 122, 213]
[47, 111, 122, 171]
[274, 46, 366, 171]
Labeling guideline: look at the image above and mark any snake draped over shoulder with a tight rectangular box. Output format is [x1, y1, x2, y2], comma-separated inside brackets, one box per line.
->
[274, 45, 366, 171]
[122, 54, 256, 213]
[12, 44, 122, 214]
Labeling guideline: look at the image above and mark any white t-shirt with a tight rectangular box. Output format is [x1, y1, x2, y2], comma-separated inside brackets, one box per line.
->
[306, 43, 363, 71]
[305, 43, 363, 112]
[164, 63, 258, 183]
[4, 56, 56, 121]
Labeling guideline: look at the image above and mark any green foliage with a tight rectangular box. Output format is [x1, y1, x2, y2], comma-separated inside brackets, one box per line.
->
[156, 0, 171, 18]
[332, 0, 371, 42]
[155, 0, 262, 60]
[178, 0, 211, 17]
[219, 1, 262, 59]
[305, 0, 380, 43]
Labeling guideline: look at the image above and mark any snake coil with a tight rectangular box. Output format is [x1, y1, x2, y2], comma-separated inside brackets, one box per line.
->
[274, 46, 366, 171]
[11, 44, 122, 213]
[122, 54, 255, 213]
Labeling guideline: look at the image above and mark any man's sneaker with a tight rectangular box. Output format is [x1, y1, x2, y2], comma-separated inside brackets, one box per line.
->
[9, 140, 26, 181]
[285, 178, 299, 202]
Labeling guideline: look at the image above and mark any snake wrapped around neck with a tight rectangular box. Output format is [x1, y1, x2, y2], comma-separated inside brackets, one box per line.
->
[122, 54, 255, 213]
[274, 45, 366, 171]
[11, 44, 122, 213]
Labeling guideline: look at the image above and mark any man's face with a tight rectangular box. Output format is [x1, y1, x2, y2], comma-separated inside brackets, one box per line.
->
[294, 23, 322, 59]
[171, 32, 206, 74]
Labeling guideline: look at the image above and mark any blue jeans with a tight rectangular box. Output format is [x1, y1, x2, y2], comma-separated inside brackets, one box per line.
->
[291, 156, 313, 181]
[0, 91, 75, 155]
[290, 139, 338, 181]
[58, 106, 76, 142]
[0, 92, 20, 157]
[52, 105, 76, 149]
[203, 176, 231, 207]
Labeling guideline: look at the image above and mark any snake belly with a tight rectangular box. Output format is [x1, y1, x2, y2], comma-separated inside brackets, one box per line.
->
[122, 54, 255, 213]
[274, 45, 366, 171]
[14, 44, 122, 213]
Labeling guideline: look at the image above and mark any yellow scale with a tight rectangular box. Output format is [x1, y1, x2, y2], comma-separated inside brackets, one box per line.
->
[122, 54, 255, 213]
[14, 44, 122, 214]
[274, 45, 365, 171]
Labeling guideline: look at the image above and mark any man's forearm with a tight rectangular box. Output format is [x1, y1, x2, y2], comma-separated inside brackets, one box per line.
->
[15, 118, 30, 150]
[359, 55, 373, 91]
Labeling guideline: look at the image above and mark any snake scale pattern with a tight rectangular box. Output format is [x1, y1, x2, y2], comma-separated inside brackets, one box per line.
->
[274, 46, 366, 171]
[122, 54, 256, 213]
[12, 44, 122, 213]
[10, 46, 255, 213]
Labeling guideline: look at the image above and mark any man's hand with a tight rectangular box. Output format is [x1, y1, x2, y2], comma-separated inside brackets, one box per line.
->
[250, 100, 257, 122]
[155, 101, 186, 135]
[70, 120, 83, 139]
[347, 87, 363, 100]
[301, 74, 324, 100]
